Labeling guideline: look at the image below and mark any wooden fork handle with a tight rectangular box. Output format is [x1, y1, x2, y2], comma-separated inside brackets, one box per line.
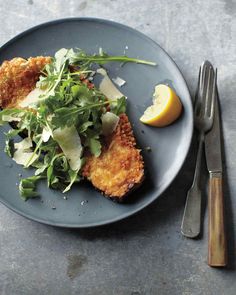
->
[208, 174, 227, 267]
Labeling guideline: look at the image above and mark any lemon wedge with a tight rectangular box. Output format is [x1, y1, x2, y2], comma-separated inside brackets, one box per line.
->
[140, 84, 182, 127]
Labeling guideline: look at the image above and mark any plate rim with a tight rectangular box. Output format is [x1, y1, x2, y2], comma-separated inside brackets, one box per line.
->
[0, 17, 193, 228]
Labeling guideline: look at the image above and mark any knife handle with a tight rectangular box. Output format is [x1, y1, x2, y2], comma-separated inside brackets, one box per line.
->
[208, 174, 227, 267]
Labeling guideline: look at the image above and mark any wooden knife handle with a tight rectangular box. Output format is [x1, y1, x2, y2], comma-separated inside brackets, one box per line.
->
[208, 175, 227, 267]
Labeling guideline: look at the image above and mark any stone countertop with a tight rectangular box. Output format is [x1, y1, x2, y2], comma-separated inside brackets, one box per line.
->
[0, 1, 235, 294]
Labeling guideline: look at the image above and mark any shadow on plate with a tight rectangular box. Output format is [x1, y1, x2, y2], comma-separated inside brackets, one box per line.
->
[55, 138, 196, 236]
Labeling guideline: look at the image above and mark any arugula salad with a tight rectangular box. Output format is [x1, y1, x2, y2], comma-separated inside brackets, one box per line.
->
[0, 48, 155, 200]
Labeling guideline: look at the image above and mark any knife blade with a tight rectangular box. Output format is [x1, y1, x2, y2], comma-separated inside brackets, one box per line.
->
[205, 91, 222, 175]
[205, 89, 227, 267]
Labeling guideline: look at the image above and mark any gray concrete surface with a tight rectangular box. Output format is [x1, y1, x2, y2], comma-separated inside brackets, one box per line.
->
[0, 0, 235, 294]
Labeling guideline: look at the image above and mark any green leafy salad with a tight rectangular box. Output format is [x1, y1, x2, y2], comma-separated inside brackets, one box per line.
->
[0, 48, 155, 200]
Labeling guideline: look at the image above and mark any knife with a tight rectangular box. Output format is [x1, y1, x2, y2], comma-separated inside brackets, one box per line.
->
[205, 87, 227, 267]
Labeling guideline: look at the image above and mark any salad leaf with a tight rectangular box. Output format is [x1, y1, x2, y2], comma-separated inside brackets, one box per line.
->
[110, 96, 127, 115]
[88, 137, 102, 157]
[4, 139, 14, 157]
[70, 49, 156, 68]
[19, 176, 43, 200]
[63, 170, 79, 193]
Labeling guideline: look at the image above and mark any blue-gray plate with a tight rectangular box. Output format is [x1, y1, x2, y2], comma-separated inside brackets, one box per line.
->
[0, 18, 193, 227]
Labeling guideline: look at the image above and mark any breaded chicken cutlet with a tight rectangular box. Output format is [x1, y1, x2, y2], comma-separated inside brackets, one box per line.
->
[0, 57, 51, 108]
[82, 113, 144, 200]
[0, 56, 144, 201]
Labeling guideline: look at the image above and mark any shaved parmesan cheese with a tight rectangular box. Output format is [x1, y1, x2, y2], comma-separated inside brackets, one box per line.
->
[2, 115, 21, 122]
[13, 138, 38, 166]
[15, 137, 32, 150]
[101, 112, 120, 136]
[53, 126, 82, 171]
[19, 88, 46, 108]
[97, 68, 125, 100]
[112, 76, 126, 87]
[42, 128, 51, 143]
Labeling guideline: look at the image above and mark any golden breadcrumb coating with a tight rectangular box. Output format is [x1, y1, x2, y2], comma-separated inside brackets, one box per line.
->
[0, 56, 51, 108]
[82, 114, 144, 200]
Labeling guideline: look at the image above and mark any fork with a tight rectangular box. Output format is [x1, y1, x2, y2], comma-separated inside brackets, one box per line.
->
[181, 61, 216, 238]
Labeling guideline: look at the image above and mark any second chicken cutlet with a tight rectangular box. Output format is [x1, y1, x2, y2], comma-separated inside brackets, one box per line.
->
[83, 113, 144, 201]
[0, 55, 144, 201]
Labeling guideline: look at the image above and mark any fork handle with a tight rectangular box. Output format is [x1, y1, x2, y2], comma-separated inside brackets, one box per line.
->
[208, 174, 227, 267]
[181, 133, 204, 238]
